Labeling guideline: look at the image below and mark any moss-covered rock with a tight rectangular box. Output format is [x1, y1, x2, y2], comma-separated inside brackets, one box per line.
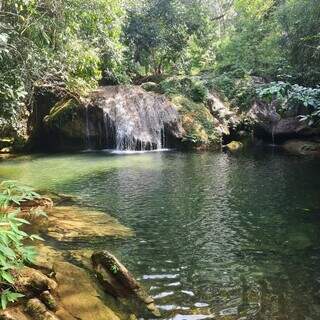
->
[225, 141, 244, 152]
[44, 99, 82, 130]
[171, 95, 221, 148]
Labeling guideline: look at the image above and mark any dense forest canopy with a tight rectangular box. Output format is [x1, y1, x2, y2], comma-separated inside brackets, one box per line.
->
[0, 0, 320, 137]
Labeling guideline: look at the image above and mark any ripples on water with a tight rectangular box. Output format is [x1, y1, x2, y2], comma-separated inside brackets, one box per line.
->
[0, 149, 320, 319]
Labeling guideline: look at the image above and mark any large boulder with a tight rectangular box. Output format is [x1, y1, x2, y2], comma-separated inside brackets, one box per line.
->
[171, 93, 239, 149]
[207, 92, 239, 137]
[29, 86, 184, 151]
[53, 261, 122, 320]
[14, 267, 57, 297]
[249, 100, 320, 139]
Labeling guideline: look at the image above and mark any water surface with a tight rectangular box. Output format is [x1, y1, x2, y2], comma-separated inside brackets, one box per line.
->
[1, 149, 320, 320]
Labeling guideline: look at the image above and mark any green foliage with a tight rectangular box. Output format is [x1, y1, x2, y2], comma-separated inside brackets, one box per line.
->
[276, 0, 320, 85]
[0, 181, 41, 207]
[215, 0, 285, 79]
[215, 0, 320, 86]
[0, 0, 125, 136]
[0, 181, 44, 309]
[209, 73, 256, 111]
[123, 0, 216, 77]
[1, 0, 320, 143]
[257, 82, 320, 126]
[160, 76, 209, 103]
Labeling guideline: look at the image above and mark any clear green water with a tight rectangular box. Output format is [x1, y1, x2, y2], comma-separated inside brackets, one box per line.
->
[1, 149, 320, 320]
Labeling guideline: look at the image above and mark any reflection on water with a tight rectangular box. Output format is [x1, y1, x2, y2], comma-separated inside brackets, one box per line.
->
[0, 149, 320, 319]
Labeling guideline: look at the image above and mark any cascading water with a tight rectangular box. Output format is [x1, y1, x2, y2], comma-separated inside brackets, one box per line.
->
[91, 86, 183, 151]
[85, 105, 92, 149]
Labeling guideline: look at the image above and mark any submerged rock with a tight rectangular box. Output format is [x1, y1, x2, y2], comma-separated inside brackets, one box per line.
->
[282, 139, 320, 156]
[225, 141, 244, 152]
[2, 194, 136, 320]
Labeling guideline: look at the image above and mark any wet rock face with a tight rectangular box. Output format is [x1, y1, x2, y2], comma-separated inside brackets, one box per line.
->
[31, 86, 184, 151]
[89, 86, 184, 150]
[207, 92, 239, 137]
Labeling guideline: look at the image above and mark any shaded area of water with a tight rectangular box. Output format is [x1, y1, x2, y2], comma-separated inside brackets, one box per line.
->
[0, 149, 320, 319]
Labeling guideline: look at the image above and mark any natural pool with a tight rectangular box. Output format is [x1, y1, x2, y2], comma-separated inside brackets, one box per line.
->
[0, 149, 320, 320]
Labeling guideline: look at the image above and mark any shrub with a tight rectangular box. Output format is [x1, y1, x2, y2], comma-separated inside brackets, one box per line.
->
[257, 82, 320, 126]
[0, 181, 44, 309]
[208, 73, 256, 111]
[160, 76, 208, 103]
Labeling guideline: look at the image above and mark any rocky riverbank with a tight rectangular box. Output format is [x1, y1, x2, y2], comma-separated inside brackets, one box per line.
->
[0, 193, 158, 320]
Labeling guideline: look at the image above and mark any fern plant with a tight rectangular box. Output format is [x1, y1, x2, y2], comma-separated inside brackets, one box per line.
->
[0, 181, 44, 309]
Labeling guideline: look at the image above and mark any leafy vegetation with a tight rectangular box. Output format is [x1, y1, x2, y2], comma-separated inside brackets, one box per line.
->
[0, 0, 124, 137]
[123, 0, 216, 77]
[258, 82, 320, 126]
[0, 0, 319, 143]
[0, 181, 44, 309]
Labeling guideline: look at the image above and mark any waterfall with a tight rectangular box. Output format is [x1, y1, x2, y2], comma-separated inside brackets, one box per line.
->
[92, 86, 182, 151]
[85, 105, 92, 149]
[271, 125, 275, 146]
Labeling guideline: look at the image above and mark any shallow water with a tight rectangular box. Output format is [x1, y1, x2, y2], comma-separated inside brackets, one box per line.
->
[1, 149, 320, 320]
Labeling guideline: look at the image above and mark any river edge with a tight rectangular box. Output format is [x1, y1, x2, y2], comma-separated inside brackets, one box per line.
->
[0, 192, 143, 320]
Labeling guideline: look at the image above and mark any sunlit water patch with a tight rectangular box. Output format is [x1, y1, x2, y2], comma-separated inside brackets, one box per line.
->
[0, 149, 320, 319]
